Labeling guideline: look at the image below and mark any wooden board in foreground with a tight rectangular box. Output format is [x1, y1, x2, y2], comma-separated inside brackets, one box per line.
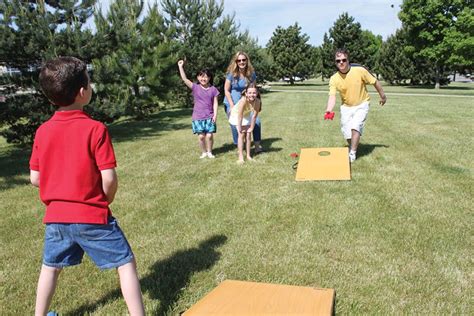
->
[295, 147, 351, 181]
[183, 280, 335, 316]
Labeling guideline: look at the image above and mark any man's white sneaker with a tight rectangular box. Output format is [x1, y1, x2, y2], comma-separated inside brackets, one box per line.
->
[207, 152, 215, 158]
[349, 151, 356, 163]
[199, 152, 207, 159]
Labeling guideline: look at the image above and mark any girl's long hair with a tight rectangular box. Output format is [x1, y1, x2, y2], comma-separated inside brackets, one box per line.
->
[226, 51, 255, 82]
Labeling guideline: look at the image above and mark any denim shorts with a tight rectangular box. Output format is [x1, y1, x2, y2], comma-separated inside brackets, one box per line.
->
[192, 118, 216, 134]
[43, 217, 134, 270]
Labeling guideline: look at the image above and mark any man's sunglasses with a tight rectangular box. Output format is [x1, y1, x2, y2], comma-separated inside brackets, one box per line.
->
[335, 58, 347, 64]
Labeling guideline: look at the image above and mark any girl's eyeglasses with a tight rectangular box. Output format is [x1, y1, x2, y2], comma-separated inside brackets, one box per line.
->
[237, 59, 247, 63]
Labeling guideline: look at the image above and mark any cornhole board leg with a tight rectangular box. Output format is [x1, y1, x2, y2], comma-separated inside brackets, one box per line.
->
[295, 147, 351, 181]
[183, 280, 335, 316]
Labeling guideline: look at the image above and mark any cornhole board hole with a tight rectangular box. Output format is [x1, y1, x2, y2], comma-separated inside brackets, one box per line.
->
[295, 147, 351, 181]
[183, 280, 335, 316]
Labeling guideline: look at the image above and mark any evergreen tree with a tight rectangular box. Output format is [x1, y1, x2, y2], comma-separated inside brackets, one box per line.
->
[328, 13, 366, 63]
[319, 32, 335, 80]
[162, 0, 240, 88]
[0, 0, 95, 144]
[161, 0, 243, 107]
[310, 46, 323, 79]
[90, 0, 177, 120]
[319, 13, 382, 79]
[266, 23, 314, 85]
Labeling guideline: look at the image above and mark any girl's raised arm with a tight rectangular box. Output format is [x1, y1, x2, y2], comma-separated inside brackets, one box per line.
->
[177, 60, 193, 89]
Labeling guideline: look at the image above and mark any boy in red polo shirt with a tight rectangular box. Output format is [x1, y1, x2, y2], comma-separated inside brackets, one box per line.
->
[30, 57, 144, 316]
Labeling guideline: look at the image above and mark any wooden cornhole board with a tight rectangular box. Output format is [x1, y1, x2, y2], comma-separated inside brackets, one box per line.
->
[295, 147, 351, 181]
[183, 280, 335, 315]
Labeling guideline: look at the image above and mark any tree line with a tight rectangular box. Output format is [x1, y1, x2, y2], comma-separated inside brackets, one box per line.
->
[0, 0, 472, 144]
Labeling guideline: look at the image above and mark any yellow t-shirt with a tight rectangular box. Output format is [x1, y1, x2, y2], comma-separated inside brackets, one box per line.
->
[329, 65, 377, 106]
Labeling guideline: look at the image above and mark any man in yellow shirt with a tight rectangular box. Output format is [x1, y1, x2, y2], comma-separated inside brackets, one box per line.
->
[324, 49, 387, 162]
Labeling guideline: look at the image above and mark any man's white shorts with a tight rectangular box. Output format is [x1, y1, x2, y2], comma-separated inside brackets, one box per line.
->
[340, 101, 369, 139]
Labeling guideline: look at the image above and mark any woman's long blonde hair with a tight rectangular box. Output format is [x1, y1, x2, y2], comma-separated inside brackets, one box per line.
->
[226, 51, 255, 81]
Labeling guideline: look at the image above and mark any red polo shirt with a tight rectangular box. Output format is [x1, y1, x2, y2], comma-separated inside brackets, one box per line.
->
[30, 110, 116, 224]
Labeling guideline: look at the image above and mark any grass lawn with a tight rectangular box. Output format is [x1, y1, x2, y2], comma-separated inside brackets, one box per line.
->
[0, 82, 472, 315]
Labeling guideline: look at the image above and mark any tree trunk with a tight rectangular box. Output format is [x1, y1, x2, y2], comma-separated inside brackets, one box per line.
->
[435, 66, 440, 89]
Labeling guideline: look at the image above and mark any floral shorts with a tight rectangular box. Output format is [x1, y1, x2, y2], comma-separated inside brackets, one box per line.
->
[192, 118, 216, 134]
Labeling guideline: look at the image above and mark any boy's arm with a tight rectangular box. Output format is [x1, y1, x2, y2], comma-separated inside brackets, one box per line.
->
[177, 60, 193, 89]
[374, 81, 387, 106]
[212, 96, 218, 122]
[30, 170, 40, 187]
[101, 168, 118, 204]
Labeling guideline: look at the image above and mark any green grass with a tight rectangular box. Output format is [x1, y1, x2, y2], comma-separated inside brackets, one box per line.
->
[1, 83, 473, 315]
[270, 77, 474, 97]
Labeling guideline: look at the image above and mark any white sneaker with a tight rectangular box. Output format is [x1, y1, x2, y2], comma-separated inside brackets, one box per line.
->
[349, 151, 356, 163]
[207, 152, 215, 159]
[199, 152, 207, 159]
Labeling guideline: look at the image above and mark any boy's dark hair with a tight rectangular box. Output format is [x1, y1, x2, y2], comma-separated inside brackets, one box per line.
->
[197, 68, 214, 85]
[39, 56, 89, 107]
[335, 48, 350, 59]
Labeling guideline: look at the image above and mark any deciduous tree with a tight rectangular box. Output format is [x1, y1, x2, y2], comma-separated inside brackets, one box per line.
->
[399, 0, 472, 88]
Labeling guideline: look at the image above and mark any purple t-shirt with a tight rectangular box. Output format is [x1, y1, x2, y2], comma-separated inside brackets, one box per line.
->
[192, 83, 220, 120]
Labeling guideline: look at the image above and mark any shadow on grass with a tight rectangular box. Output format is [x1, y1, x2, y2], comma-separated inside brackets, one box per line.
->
[357, 143, 389, 159]
[66, 234, 227, 316]
[213, 142, 236, 155]
[109, 108, 190, 143]
[213, 137, 283, 156]
[258, 137, 283, 154]
[0, 146, 31, 190]
[404, 85, 473, 91]
[269, 82, 328, 87]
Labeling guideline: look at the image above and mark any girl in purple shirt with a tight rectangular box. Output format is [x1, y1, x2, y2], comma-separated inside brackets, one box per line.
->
[178, 60, 220, 158]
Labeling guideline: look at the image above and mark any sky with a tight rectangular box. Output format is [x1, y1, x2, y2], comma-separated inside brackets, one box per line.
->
[221, 0, 404, 46]
[93, 0, 404, 46]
